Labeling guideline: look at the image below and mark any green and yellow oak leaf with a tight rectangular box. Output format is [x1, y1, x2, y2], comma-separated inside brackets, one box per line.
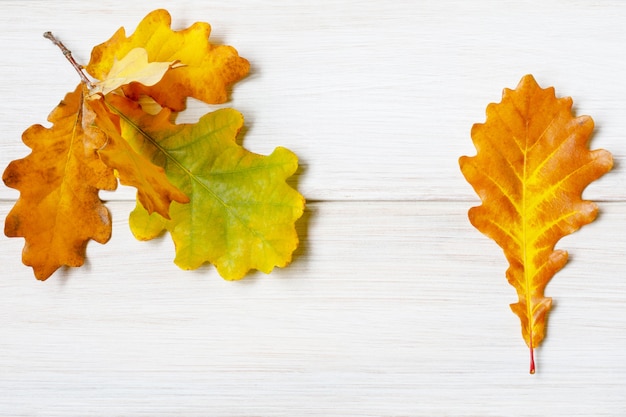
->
[106, 94, 305, 280]
[459, 74, 613, 373]
[85, 9, 250, 111]
[2, 86, 118, 280]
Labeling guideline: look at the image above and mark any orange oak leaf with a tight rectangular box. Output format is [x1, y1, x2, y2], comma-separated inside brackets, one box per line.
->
[86, 96, 189, 218]
[85, 9, 250, 111]
[459, 74, 613, 373]
[2, 86, 118, 280]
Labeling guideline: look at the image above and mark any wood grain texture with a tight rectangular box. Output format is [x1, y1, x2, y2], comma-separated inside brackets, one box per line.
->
[1, 0, 625, 416]
[0, 0, 622, 202]
[2, 201, 625, 416]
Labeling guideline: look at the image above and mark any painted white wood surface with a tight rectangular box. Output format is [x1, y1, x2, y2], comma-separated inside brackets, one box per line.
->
[0, 1, 624, 416]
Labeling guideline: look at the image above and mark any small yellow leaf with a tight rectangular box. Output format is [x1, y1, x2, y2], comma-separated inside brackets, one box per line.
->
[91, 47, 179, 96]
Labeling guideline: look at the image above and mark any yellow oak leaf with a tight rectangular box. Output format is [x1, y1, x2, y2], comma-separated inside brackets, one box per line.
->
[85, 9, 250, 111]
[90, 47, 181, 96]
[459, 74, 613, 373]
[106, 95, 304, 280]
[2, 86, 117, 280]
[86, 96, 189, 218]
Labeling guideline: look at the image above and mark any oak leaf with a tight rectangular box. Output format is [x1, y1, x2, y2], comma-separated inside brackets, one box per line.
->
[85, 9, 250, 111]
[459, 75, 613, 373]
[107, 95, 305, 280]
[2, 86, 118, 279]
[86, 96, 190, 217]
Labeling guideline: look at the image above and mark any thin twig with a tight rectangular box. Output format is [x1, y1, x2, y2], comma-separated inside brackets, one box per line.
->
[43, 31, 95, 88]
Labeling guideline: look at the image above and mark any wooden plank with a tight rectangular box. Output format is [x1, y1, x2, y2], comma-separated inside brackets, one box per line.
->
[1, 1, 625, 415]
[1, 200, 624, 416]
[0, 0, 623, 201]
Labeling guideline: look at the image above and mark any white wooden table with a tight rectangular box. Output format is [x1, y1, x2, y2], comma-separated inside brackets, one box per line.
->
[1, 1, 625, 415]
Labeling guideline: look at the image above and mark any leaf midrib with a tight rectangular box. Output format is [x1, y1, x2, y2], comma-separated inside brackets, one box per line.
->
[522, 118, 532, 349]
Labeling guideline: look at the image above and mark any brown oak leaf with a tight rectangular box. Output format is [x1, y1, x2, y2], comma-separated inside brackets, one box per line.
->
[3, 86, 117, 279]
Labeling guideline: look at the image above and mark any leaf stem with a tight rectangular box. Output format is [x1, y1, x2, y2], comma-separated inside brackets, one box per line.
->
[43, 31, 95, 89]
[529, 345, 536, 374]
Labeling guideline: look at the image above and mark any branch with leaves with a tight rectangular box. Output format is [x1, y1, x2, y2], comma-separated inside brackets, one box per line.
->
[3, 9, 305, 280]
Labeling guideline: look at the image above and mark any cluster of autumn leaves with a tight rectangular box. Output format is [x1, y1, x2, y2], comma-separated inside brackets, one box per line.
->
[2, 10, 304, 281]
[1, 10, 614, 373]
